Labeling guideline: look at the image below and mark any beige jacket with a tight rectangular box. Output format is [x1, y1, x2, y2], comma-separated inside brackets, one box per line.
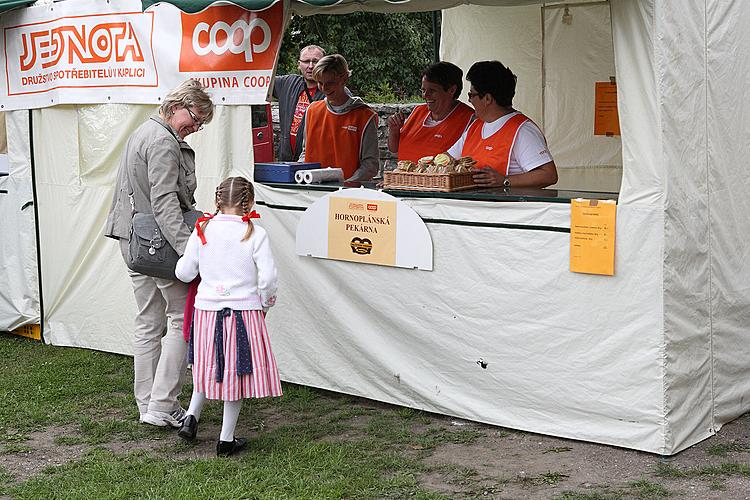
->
[104, 115, 197, 256]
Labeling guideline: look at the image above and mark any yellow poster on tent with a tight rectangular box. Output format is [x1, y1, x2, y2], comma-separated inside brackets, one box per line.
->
[570, 199, 616, 276]
[594, 81, 621, 136]
[328, 197, 397, 266]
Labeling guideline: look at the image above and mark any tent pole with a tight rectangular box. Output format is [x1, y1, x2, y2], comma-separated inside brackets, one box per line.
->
[431, 11, 440, 63]
[28, 109, 44, 343]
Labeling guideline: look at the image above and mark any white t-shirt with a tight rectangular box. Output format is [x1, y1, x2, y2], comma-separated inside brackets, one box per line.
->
[447, 111, 553, 175]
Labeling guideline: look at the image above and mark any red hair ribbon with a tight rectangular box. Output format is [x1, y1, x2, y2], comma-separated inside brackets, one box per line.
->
[242, 210, 261, 222]
[195, 212, 214, 245]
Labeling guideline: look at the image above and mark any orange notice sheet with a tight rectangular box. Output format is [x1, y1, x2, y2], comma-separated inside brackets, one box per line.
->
[570, 199, 616, 276]
[594, 81, 621, 136]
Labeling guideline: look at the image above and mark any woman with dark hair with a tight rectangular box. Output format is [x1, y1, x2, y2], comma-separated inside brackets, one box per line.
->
[387, 61, 474, 162]
[447, 60, 558, 189]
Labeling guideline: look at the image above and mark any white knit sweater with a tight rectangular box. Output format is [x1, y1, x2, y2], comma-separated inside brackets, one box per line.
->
[175, 214, 278, 310]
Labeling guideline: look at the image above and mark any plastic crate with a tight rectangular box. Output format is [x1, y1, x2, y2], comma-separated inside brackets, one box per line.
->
[254, 162, 321, 183]
[11, 324, 41, 340]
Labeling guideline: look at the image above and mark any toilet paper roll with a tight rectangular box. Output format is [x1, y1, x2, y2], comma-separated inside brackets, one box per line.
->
[294, 168, 345, 184]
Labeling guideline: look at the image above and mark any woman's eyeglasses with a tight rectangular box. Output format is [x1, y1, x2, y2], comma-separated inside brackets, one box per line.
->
[186, 107, 204, 130]
[467, 91, 482, 100]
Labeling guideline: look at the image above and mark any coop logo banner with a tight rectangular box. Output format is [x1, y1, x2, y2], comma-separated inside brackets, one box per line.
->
[0, 0, 287, 110]
[178, 3, 283, 99]
[3, 11, 157, 101]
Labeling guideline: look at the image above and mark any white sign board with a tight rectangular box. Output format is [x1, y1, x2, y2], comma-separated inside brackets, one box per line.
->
[296, 188, 433, 270]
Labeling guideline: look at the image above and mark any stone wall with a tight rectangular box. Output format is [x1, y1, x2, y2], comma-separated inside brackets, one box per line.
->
[271, 102, 418, 175]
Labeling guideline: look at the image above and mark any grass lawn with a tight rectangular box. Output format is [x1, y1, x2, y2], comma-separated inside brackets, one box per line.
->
[0, 334, 458, 499]
[1, 333, 750, 499]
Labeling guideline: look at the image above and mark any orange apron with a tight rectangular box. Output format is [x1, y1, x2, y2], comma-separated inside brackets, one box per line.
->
[398, 102, 474, 162]
[305, 100, 378, 179]
[461, 113, 528, 176]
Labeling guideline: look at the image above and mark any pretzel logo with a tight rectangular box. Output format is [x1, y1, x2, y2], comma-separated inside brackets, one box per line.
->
[179, 3, 283, 72]
[350, 238, 373, 255]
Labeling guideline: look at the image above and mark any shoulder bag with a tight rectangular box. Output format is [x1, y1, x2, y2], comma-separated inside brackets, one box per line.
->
[124, 148, 202, 280]
[127, 209, 202, 280]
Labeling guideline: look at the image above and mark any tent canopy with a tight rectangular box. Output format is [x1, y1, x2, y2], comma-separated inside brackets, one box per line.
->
[141, 0, 549, 14]
[0, 0, 31, 14]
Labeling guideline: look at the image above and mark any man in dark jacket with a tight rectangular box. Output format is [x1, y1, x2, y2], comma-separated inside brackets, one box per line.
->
[272, 45, 326, 161]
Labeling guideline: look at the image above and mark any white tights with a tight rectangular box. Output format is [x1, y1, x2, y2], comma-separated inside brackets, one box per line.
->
[186, 390, 243, 442]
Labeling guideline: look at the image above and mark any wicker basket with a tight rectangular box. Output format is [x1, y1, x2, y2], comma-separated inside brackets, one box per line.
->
[383, 171, 476, 192]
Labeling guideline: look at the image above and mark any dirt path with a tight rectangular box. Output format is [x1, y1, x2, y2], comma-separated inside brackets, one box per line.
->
[416, 413, 750, 498]
[2, 401, 749, 499]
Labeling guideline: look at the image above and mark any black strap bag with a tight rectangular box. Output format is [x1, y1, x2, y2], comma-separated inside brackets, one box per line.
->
[127, 210, 202, 280]
[123, 150, 202, 280]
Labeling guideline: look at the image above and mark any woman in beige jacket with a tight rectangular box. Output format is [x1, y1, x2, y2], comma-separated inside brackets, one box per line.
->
[104, 79, 214, 428]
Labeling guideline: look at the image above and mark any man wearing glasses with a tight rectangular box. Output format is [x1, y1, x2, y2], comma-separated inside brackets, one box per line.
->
[272, 45, 326, 161]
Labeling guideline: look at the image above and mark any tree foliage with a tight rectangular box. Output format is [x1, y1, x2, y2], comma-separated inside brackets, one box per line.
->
[277, 11, 439, 101]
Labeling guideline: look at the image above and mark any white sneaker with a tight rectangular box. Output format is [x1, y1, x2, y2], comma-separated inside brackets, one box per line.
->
[170, 406, 187, 424]
[141, 407, 186, 428]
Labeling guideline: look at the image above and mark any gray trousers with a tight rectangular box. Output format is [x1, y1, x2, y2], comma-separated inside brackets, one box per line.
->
[120, 239, 188, 415]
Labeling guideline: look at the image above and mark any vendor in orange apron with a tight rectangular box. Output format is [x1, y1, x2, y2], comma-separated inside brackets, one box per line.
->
[447, 60, 558, 189]
[387, 61, 475, 162]
[298, 54, 379, 182]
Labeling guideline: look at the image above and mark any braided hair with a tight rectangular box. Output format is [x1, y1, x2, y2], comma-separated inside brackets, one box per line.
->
[212, 176, 256, 241]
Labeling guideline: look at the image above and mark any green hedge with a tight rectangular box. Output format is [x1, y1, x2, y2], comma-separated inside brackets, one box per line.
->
[277, 11, 439, 102]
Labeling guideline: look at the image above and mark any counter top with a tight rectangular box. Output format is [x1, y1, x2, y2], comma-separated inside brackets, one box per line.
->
[257, 181, 618, 204]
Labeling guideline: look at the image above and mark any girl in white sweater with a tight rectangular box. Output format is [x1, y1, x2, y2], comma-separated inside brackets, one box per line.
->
[175, 176, 280, 457]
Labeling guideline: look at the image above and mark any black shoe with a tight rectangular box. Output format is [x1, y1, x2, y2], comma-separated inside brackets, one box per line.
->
[216, 437, 247, 457]
[177, 415, 198, 441]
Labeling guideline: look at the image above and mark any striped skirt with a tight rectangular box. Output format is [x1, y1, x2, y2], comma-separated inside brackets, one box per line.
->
[191, 308, 283, 401]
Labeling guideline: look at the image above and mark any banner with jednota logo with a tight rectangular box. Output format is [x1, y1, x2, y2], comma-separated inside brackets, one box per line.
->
[0, 0, 286, 110]
[296, 189, 433, 271]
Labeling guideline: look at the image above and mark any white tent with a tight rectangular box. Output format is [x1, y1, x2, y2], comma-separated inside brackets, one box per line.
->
[1, 0, 749, 455]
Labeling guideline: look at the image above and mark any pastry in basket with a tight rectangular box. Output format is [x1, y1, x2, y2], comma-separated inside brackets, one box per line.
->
[417, 155, 434, 168]
[396, 160, 416, 172]
[434, 152, 455, 168]
[455, 156, 478, 173]
[458, 156, 477, 167]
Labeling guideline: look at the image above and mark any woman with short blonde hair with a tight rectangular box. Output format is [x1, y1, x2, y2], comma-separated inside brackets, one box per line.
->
[105, 79, 215, 428]
[159, 79, 215, 125]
